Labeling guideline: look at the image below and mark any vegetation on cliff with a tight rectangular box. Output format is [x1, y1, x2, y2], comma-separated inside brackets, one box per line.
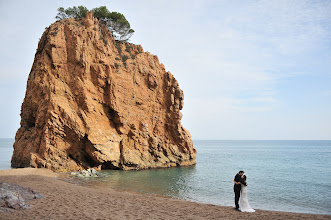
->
[56, 6, 134, 42]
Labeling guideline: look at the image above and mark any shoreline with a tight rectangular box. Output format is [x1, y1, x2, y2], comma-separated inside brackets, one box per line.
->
[0, 168, 330, 219]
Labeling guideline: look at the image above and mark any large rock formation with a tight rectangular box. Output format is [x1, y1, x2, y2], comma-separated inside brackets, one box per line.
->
[12, 12, 196, 172]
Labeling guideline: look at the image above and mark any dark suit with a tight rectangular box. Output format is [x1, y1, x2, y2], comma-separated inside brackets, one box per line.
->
[234, 173, 247, 209]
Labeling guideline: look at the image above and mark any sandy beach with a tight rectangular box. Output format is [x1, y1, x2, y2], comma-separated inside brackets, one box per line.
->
[0, 168, 329, 220]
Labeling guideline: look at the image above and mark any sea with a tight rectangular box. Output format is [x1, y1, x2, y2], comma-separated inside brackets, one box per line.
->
[1, 139, 330, 215]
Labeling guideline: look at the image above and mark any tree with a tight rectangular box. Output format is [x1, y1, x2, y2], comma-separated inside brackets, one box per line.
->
[56, 6, 134, 42]
[92, 6, 134, 42]
[55, 6, 89, 20]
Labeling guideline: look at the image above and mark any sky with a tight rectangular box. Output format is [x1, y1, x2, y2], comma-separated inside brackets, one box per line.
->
[0, 0, 330, 140]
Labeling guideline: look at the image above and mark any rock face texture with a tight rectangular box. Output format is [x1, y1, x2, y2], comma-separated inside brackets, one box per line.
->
[12, 12, 196, 172]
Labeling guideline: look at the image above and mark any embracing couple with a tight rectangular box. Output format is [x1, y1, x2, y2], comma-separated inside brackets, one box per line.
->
[234, 170, 255, 212]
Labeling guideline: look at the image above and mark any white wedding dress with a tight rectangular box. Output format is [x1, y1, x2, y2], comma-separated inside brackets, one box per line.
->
[239, 184, 255, 212]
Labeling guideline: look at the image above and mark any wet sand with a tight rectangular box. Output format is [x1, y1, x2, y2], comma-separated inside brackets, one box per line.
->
[0, 168, 330, 220]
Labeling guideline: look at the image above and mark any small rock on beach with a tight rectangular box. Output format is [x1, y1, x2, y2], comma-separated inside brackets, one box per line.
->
[0, 182, 42, 212]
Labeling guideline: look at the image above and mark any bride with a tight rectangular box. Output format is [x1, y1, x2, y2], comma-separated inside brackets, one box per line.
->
[239, 175, 255, 212]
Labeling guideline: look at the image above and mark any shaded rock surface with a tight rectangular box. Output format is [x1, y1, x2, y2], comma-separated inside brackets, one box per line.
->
[0, 182, 42, 212]
[12, 12, 196, 172]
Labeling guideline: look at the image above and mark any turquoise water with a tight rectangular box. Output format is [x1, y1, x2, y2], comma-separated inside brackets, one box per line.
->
[1, 139, 330, 214]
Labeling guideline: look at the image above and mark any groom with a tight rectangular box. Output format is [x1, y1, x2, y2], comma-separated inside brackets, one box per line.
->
[233, 170, 247, 210]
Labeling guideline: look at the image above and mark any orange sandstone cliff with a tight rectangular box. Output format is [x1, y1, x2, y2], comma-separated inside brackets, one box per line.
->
[11, 12, 196, 172]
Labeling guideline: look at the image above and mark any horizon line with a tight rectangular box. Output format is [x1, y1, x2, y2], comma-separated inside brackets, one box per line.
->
[1, 138, 330, 141]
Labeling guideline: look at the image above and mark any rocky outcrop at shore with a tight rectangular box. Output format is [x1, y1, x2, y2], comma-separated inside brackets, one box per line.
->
[11, 12, 196, 172]
[71, 168, 101, 177]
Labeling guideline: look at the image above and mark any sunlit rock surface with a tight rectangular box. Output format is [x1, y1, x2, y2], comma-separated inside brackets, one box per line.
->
[12, 12, 196, 172]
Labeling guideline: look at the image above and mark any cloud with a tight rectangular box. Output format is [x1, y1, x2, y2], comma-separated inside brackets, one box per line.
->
[322, 90, 331, 97]
[220, 0, 331, 55]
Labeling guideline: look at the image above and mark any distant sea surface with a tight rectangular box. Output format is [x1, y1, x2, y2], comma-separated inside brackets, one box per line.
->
[0, 138, 13, 170]
[1, 139, 330, 214]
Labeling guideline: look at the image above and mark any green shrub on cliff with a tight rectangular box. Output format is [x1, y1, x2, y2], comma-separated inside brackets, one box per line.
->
[122, 55, 129, 63]
[56, 6, 134, 42]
